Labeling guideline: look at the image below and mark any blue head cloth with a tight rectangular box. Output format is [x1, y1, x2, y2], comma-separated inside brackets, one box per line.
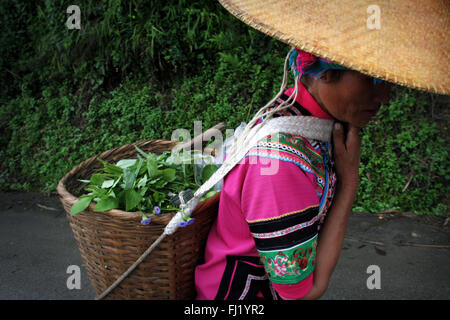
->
[289, 49, 384, 86]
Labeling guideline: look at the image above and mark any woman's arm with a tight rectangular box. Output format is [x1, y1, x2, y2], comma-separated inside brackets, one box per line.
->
[301, 122, 361, 300]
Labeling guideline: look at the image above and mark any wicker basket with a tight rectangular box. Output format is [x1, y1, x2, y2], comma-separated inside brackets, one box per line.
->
[57, 139, 220, 299]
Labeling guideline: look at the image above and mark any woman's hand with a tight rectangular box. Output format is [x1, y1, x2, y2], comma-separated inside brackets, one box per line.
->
[332, 122, 361, 193]
[297, 122, 362, 300]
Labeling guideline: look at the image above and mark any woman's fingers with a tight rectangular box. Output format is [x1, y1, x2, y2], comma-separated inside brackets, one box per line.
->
[332, 122, 361, 187]
[346, 125, 361, 155]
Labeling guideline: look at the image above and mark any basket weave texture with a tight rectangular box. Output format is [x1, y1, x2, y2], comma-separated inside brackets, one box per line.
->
[57, 139, 219, 299]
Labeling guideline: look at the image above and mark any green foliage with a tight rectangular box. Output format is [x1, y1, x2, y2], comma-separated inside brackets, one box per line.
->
[70, 147, 218, 217]
[0, 0, 448, 216]
[0, 1, 35, 98]
[355, 89, 449, 216]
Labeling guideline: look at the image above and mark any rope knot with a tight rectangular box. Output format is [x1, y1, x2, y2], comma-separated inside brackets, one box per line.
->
[178, 190, 187, 210]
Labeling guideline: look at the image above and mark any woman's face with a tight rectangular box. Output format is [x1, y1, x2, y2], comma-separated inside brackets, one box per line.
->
[308, 70, 392, 127]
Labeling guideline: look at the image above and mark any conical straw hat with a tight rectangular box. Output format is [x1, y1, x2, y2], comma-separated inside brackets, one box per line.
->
[218, 0, 450, 95]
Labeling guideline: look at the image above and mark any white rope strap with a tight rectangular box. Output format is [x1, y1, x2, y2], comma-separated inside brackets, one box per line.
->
[166, 115, 334, 235]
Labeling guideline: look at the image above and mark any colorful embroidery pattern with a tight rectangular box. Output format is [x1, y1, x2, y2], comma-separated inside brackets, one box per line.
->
[245, 125, 336, 285]
[244, 131, 332, 194]
[248, 206, 320, 284]
[238, 274, 278, 300]
[251, 214, 321, 239]
[259, 236, 318, 284]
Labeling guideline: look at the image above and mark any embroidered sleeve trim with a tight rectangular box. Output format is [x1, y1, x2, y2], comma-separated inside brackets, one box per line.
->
[251, 214, 321, 239]
[248, 205, 319, 252]
[258, 235, 317, 285]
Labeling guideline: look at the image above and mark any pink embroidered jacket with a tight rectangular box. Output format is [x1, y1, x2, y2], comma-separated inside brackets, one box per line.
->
[195, 83, 336, 300]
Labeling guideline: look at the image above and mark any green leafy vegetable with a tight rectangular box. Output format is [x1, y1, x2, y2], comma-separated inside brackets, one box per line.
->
[94, 197, 119, 212]
[71, 146, 219, 218]
[70, 196, 94, 216]
[202, 164, 218, 184]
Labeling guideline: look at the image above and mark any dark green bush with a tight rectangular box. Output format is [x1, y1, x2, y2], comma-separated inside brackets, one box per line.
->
[356, 89, 449, 215]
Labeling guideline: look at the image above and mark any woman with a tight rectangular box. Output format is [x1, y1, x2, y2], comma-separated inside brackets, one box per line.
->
[195, 48, 390, 300]
[194, 0, 448, 300]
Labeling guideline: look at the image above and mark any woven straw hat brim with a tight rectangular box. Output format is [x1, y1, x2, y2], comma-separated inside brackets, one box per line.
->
[218, 0, 450, 95]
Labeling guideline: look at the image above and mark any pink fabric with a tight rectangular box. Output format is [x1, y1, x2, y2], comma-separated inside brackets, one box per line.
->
[273, 273, 314, 300]
[293, 50, 318, 77]
[195, 156, 318, 299]
[241, 157, 318, 224]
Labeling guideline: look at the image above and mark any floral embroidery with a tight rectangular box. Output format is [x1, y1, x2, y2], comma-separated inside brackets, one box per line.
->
[259, 236, 318, 284]
[245, 128, 335, 286]
[272, 253, 288, 276]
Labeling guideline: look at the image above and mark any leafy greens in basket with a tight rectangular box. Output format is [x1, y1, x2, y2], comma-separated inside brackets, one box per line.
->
[70, 145, 219, 220]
